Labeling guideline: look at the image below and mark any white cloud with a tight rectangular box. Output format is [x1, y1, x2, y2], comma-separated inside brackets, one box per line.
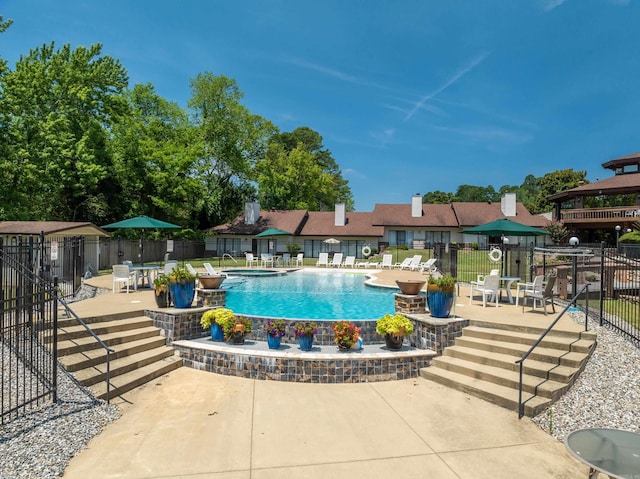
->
[404, 52, 491, 121]
[542, 0, 568, 12]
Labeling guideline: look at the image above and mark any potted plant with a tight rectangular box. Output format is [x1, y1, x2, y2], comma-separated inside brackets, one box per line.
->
[168, 267, 197, 308]
[426, 274, 457, 318]
[332, 320, 361, 350]
[215, 312, 253, 345]
[153, 274, 171, 308]
[293, 321, 318, 351]
[200, 307, 234, 342]
[264, 318, 286, 349]
[375, 313, 414, 350]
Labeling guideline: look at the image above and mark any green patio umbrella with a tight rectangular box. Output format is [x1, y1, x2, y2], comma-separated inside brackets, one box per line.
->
[255, 228, 291, 237]
[461, 218, 549, 236]
[102, 215, 181, 264]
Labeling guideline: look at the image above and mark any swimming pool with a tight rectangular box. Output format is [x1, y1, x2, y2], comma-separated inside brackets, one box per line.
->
[223, 270, 397, 320]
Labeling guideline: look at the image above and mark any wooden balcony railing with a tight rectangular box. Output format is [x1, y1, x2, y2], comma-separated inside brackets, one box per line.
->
[560, 206, 640, 223]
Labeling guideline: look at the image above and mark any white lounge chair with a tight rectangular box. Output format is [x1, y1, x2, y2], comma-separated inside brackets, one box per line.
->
[394, 258, 412, 269]
[342, 255, 356, 268]
[380, 254, 393, 269]
[203, 262, 227, 278]
[330, 253, 343, 267]
[469, 274, 500, 308]
[185, 263, 199, 276]
[419, 258, 438, 274]
[245, 253, 259, 268]
[316, 252, 329, 267]
[295, 253, 304, 267]
[112, 264, 136, 293]
[408, 254, 423, 270]
[522, 275, 556, 314]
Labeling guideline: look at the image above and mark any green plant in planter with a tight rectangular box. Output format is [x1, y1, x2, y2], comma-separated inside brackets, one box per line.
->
[169, 266, 197, 283]
[375, 313, 414, 338]
[200, 307, 235, 330]
[427, 273, 457, 291]
[153, 274, 170, 291]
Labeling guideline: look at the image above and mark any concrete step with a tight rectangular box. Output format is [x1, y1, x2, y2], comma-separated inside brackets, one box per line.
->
[468, 319, 596, 341]
[57, 316, 154, 342]
[462, 325, 596, 353]
[420, 366, 551, 416]
[89, 356, 183, 401]
[442, 345, 583, 383]
[57, 326, 162, 356]
[453, 335, 591, 368]
[74, 346, 177, 387]
[57, 309, 145, 329]
[59, 336, 168, 372]
[431, 355, 569, 401]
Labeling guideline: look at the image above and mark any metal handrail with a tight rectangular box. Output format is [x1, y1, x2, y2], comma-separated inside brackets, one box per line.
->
[57, 297, 115, 403]
[515, 283, 590, 418]
[222, 253, 238, 264]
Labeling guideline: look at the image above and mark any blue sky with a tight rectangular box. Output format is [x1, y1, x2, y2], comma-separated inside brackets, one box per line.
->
[3, 0, 639, 212]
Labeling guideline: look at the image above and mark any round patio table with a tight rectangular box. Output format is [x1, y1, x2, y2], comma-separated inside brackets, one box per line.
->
[564, 428, 640, 479]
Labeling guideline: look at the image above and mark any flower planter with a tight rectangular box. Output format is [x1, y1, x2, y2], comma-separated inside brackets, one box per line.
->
[385, 334, 404, 350]
[210, 323, 224, 341]
[169, 280, 196, 308]
[154, 286, 170, 308]
[199, 274, 224, 289]
[427, 285, 455, 318]
[267, 334, 282, 349]
[298, 335, 314, 351]
[395, 280, 426, 295]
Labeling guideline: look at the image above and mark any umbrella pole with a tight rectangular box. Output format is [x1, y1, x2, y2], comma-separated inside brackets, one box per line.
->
[140, 229, 144, 266]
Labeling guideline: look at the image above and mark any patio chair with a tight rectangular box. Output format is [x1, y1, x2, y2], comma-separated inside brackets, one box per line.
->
[245, 253, 259, 268]
[281, 253, 291, 266]
[330, 253, 343, 267]
[295, 253, 304, 267]
[469, 273, 500, 307]
[163, 260, 178, 275]
[408, 254, 423, 271]
[523, 275, 557, 315]
[203, 262, 227, 278]
[471, 269, 500, 287]
[261, 254, 274, 268]
[316, 252, 329, 267]
[342, 255, 356, 268]
[112, 264, 136, 293]
[515, 275, 542, 307]
[394, 258, 412, 269]
[380, 254, 393, 269]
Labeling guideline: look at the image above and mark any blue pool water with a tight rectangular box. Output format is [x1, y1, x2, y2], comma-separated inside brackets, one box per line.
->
[223, 270, 397, 320]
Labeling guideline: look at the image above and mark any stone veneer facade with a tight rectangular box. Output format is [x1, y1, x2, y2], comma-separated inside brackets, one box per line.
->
[173, 342, 435, 383]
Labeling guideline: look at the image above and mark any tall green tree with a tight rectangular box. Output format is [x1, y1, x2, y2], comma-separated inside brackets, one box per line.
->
[0, 42, 128, 220]
[188, 72, 276, 225]
[528, 169, 588, 214]
[109, 83, 199, 226]
[454, 184, 498, 203]
[256, 127, 354, 211]
[422, 190, 454, 204]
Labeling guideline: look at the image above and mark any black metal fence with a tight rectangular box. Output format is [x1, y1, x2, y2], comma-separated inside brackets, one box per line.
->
[599, 244, 640, 346]
[1, 237, 58, 424]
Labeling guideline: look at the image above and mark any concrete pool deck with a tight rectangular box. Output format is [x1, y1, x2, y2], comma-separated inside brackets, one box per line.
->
[60, 268, 589, 478]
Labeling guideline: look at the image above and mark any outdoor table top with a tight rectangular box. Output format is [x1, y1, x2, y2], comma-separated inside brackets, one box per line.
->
[564, 428, 640, 479]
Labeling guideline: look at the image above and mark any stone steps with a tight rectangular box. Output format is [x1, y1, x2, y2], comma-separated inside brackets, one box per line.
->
[420, 320, 596, 417]
[57, 311, 182, 401]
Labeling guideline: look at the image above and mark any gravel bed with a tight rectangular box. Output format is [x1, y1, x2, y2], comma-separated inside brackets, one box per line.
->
[1, 284, 119, 479]
[531, 310, 640, 440]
